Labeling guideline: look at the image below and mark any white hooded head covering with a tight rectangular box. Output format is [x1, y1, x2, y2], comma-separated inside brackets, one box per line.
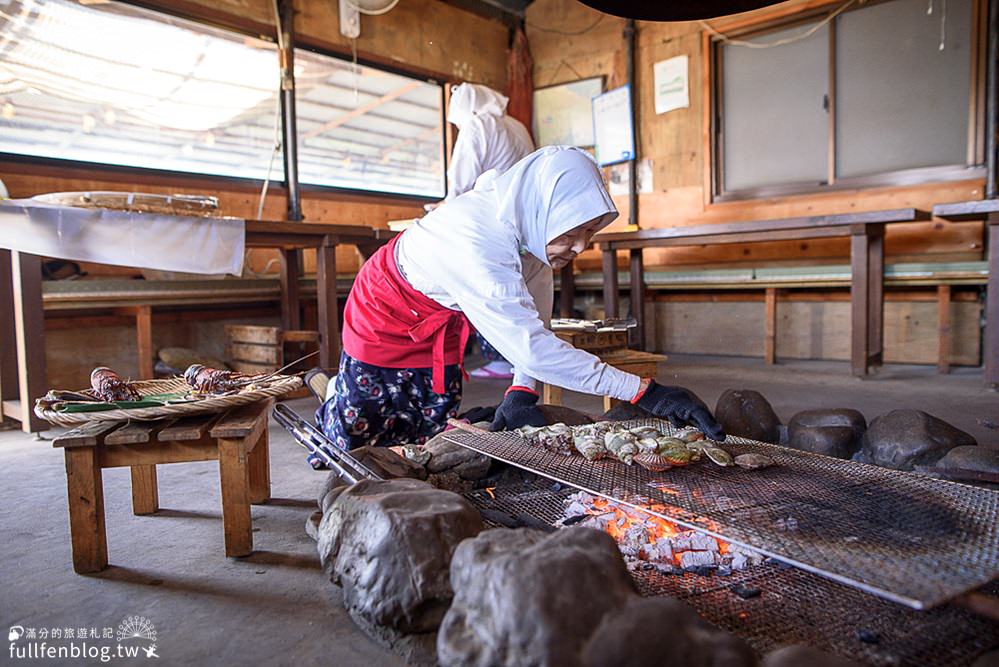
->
[489, 146, 618, 266]
[447, 83, 509, 128]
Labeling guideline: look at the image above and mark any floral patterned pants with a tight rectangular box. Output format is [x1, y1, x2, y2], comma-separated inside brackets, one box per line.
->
[310, 352, 462, 467]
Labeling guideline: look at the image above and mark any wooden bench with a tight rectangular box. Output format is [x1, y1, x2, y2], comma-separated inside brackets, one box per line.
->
[590, 208, 929, 378]
[542, 349, 668, 412]
[52, 399, 273, 574]
[933, 200, 999, 389]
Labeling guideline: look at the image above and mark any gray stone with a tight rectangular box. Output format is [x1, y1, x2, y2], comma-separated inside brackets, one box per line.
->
[763, 645, 862, 667]
[787, 409, 867, 459]
[715, 389, 782, 444]
[305, 510, 322, 541]
[538, 404, 594, 426]
[855, 410, 976, 471]
[318, 478, 483, 634]
[351, 445, 429, 480]
[424, 432, 492, 480]
[601, 401, 653, 422]
[581, 597, 755, 667]
[437, 527, 636, 667]
[933, 445, 999, 474]
[318, 471, 349, 513]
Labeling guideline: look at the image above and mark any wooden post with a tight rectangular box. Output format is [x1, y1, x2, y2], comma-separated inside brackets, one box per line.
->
[0, 250, 17, 423]
[764, 287, 778, 364]
[279, 248, 302, 331]
[937, 285, 952, 374]
[248, 426, 271, 505]
[541, 384, 563, 406]
[11, 251, 48, 432]
[135, 305, 154, 380]
[130, 465, 159, 515]
[629, 248, 646, 350]
[316, 239, 340, 369]
[602, 247, 619, 319]
[559, 262, 575, 318]
[217, 437, 253, 557]
[64, 447, 108, 573]
[850, 225, 884, 377]
[985, 215, 999, 389]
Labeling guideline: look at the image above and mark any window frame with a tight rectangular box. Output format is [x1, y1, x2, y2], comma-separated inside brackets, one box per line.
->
[0, 0, 450, 204]
[706, 0, 989, 203]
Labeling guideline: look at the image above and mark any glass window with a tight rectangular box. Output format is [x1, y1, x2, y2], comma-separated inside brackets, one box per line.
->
[0, 0, 281, 180]
[722, 22, 829, 192]
[295, 49, 445, 197]
[715, 0, 977, 198]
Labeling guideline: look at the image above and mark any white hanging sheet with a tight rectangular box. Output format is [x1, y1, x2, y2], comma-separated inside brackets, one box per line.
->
[0, 200, 245, 276]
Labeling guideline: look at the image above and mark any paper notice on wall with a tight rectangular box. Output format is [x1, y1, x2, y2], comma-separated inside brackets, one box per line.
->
[654, 55, 689, 115]
[607, 159, 653, 196]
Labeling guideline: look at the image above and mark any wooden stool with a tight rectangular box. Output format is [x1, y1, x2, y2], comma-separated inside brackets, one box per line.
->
[541, 349, 668, 412]
[52, 399, 272, 574]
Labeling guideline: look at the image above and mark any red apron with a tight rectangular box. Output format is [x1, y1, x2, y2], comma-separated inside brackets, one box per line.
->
[341, 234, 473, 393]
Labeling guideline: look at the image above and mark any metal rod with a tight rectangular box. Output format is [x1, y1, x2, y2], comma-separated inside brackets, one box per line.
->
[278, 0, 302, 221]
[987, 0, 998, 198]
[272, 403, 383, 482]
[625, 19, 639, 228]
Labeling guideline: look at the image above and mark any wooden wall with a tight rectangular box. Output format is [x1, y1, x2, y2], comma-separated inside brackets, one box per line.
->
[526, 0, 987, 271]
[1, 0, 511, 276]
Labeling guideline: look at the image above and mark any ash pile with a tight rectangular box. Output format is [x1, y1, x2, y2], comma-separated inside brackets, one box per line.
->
[561, 490, 765, 575]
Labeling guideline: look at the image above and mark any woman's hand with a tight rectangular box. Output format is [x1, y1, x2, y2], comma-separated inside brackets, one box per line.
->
[490, 387, 548, 431]
[634, 380, 725, 441]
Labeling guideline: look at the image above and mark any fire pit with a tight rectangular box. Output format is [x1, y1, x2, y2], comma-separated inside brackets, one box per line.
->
[443, 419, 999, 666]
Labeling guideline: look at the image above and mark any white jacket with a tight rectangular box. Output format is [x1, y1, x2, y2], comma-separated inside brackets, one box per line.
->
[446, 83, 534, 200]
[396, 147, 641, 401]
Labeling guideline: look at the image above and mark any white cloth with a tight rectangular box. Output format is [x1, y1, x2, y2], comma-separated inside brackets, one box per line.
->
[0, 200, 245, 275]
[396, 146, 642, 401]
[446, 83, 534, 200]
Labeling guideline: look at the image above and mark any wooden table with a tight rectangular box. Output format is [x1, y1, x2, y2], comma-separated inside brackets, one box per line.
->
[932, 200, 998, 389]
[591, 208, 929, 378]
[0, 219, 394, 432]
[52, 399, 272, 574]
[542, 349, 668, 412]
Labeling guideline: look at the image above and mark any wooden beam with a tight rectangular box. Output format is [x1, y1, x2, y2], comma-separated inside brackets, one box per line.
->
[764, 287, 777, 364]
[64, 447, 108, 573]
[317, 241, 340, 369]
[559, 263, 575, 318]
[135, 305, 154, 380]
[602, 249, 619, 319]
[0, 250, 17, 422]
[11, 252, 48, 432]
[130, 465, 159, 516]
[850, 225, 885, 377]
[279, 249, 302, 331]
[937, 285, 952, 374]
[629, 249, 646, 349]
[301, 82, 421, 141]
[985, 214, 999, 388]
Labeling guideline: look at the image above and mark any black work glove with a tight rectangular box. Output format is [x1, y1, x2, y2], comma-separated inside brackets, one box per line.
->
[490, 388, 548, 431]
[635, 380, 726, 441]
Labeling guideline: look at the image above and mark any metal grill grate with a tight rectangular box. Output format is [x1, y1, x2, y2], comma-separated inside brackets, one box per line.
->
[463, 479, 999, 667]
[444, 420, 999, 610]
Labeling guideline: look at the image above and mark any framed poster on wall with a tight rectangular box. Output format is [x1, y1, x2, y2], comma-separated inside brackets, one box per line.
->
[532, 76, 604, 148]
[592, 84, 634, 166]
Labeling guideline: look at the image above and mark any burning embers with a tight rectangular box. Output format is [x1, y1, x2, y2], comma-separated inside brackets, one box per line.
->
[561, 491, 765, 575]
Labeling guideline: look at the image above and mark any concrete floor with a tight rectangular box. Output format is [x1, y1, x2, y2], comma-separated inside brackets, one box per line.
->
[1, 355, 996, 666]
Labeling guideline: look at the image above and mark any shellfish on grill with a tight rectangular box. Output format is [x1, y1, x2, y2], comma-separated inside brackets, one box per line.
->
[674, 427, 706, 443]
[572, 424, 609, 461]
[734, 453, 775, 470]
[604, 431, 640, 465]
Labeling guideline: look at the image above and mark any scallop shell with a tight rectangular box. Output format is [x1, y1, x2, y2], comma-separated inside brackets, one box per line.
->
[675, 427, 706, 443]
[635, 452, 673, 472]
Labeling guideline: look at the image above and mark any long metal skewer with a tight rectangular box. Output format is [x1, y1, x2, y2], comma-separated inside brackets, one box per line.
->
[271, 403, 383, 482]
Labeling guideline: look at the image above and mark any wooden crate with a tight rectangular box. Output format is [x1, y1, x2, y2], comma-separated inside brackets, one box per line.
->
[553, 329, 630, 355]
[225, 325, 320, 398]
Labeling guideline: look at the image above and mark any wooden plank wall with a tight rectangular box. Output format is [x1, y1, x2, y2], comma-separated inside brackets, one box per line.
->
[525, 0, 987, 271]
[0, 0, 511, 277]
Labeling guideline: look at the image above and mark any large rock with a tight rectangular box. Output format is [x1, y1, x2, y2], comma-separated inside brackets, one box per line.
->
[715, 389, 781, 444]
[423, 432, 493, 480]
[787, 409, 867, 459]
[538, 404, 594, 426]
[855, 410, 976, 471]
[318, 479, 483, 634]
[601, 401, 653, 422]
[763, 646, 862, 667]
[438, 527, 636, 667]
[581, 597, 754, 667]
[930, 446, 999, 475]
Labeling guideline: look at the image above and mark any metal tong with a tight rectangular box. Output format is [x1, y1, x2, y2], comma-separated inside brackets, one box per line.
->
[271, 403, 383, 483]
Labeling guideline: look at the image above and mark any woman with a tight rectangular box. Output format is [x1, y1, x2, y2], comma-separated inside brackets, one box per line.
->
[313, 146, 723, 458]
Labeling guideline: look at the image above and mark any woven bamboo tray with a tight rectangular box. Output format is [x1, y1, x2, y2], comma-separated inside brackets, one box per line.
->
[34, 375, 302, 427]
